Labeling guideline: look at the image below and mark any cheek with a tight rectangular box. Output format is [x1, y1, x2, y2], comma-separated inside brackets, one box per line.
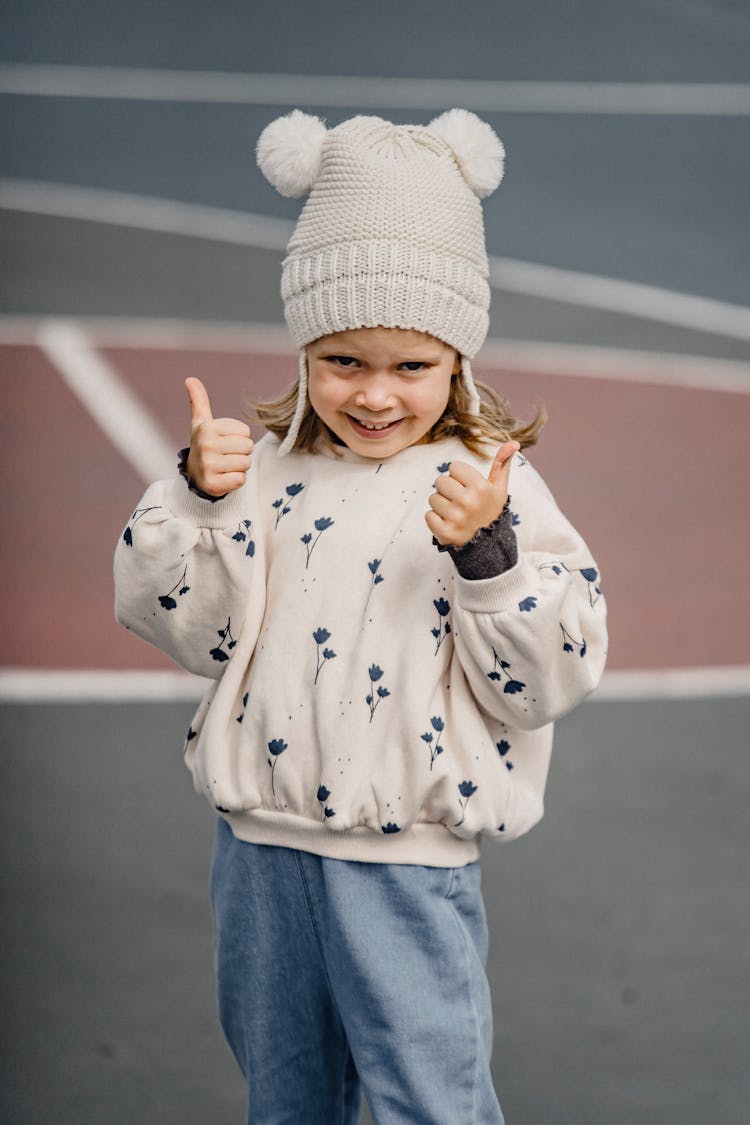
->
[307, 371, 338, 415]
[416, 375, 452, 420]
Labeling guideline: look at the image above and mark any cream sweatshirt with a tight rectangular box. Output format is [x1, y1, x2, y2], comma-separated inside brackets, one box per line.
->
[114, 432, 607, 867]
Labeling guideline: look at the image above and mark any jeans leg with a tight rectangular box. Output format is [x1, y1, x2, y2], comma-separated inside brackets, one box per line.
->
[298, 854, 504, 1125]
[209, 820, 361, 1124]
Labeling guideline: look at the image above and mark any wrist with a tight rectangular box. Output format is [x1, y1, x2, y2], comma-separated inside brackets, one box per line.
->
[177, 446, 226, 503]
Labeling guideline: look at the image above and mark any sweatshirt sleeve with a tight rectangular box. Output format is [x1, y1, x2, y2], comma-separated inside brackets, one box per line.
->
[113, 474, 263, 679]
[449, 460, 608, 730]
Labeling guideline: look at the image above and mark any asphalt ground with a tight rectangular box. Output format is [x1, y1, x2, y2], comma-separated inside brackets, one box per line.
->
[2, 2, 749, 1122]
[2, 697, 749, 1124]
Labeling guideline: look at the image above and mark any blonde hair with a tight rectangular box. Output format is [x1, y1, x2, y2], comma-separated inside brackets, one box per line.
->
[247, 359, 545, 457]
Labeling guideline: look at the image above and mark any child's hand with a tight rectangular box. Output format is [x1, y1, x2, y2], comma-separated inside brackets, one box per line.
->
[425, 441, 520, 547]
[185, 377, 254, 496]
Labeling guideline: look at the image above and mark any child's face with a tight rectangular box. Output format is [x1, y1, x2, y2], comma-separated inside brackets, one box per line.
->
[306, 327, 459, 459]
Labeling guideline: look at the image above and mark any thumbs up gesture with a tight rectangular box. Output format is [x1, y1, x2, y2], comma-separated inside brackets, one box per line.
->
[426, 441, 520, 547]
[184, 377, 254, 497]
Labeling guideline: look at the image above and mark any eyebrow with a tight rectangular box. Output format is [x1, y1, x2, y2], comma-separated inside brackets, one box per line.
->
[318, 350, 444, 362]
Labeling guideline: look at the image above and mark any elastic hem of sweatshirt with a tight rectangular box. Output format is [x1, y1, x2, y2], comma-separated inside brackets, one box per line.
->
[222, 809, 480, 868]
[454, 557, 539, 614]
[164, 476, 249, 528]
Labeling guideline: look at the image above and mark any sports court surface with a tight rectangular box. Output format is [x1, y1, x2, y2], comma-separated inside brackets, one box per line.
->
[2, 3, 749, 1122]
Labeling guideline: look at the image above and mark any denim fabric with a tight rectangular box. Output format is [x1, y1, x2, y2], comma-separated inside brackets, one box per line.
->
[210, 817, 504, 1124]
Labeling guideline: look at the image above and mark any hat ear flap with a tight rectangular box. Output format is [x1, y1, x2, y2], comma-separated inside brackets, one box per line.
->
[428, 108, 505, 199]
[256, 109, 328, 198]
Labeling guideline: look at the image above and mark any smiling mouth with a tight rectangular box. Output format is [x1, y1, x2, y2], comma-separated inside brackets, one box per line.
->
[346, 415, 404, 437]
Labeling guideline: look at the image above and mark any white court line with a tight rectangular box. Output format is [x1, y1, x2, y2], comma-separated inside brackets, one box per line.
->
[2, 315, 749, 394]
[1, 64, 749, 115]
[0, 669, 211, 703]
[0, 667, 748, 703]
[487, 259, 750, 345]
[37, 319, 175, 483]
[2, 179, 750, 343]
[0, 178, 292, 252]
[592, 667, 750, 701]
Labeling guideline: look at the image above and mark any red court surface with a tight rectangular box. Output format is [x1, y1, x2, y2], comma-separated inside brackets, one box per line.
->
[3, 339, 748, 672]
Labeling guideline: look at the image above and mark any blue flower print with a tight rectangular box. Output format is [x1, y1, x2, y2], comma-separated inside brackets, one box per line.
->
[381, 822, 401, 834]
[511, 512, 521, 527]
[122, 505, 159, 546]
[313, 627, 336, 684]
[236, 691, 249, 723]
[515, 452, 528, 467]
[496, 740, 514, 771]
[539, 560, 569, 578]
[316, 784, 335, 820]
[580, 566, 603, 607]
[366, 664, 390, 722]
[560, 623, 587, 657]
[232, 519, 255, 557]
[455, 780, 477, 827]
[158, 564, 190, 611]
[487, 647, 526, 694]
[432, 597, 451, 654]
[267, 738, 287, 801]
[420, 715, 446, 770]
[518, 596, 537, 613]
[368, 559, 384, 587]
[300, 517, 334, 568]
[436, 462, 451, 474]
[272, 482, 305, 529]
[210, 617, 236, 662]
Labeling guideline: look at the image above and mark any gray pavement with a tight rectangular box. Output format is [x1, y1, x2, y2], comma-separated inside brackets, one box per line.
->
[2, 3, 748, 1122]
[2, 697, 748, 1124]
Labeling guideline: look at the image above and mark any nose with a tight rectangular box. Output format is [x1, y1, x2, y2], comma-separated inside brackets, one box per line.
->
[353, 371, 396, 412]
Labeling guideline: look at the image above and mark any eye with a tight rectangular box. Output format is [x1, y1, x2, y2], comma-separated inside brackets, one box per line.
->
[400, 362, 427, 372]
[326, 355, 358, 367]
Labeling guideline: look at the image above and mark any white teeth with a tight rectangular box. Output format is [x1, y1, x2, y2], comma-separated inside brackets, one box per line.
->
[355, 419, 397, 430]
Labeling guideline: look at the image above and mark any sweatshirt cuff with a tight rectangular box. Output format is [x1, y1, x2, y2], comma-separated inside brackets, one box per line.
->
[453, 557, 539, 615]
[164, 476, 249, 529]
[432, 501, 517, 580]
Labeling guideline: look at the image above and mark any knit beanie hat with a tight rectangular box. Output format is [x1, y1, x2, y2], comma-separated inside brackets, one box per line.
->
[256, 108, 505, 455]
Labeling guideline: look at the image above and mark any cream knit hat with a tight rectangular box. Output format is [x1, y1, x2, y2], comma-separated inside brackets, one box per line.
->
[256, 108, 505, 455]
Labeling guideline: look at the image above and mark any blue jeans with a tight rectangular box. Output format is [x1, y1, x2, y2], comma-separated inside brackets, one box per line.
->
[210, 817, 504, 1124]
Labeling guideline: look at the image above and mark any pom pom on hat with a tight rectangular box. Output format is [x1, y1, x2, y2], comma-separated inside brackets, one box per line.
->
[256, 109, 328, 198]
[428, 108, 505, 198]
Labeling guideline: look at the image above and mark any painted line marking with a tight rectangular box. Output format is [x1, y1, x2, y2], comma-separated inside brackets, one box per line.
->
[591, 667, 750, 701]
[1, 64, 749, 115]
[0, 178, 292, 252]
[487, 259, 750, 345]
[2, 180, 750, 343]
[37, 319, 176, 483]
[0, 669, 211, 703]
[2, 316, 748, 395]
[0, 667, 747, 703]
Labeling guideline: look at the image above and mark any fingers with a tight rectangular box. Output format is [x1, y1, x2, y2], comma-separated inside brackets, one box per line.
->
[186, 377, 213, 430]
[487, 441, 521, 487]
[427, 444, 521, 547]
[184, 377, 253, 495]
[427, 491, 454, 520]
[425, 508, 450, 544]
[212, 433, 254, 455]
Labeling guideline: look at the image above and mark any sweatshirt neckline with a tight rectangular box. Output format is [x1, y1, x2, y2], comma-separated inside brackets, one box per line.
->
[310, 435, 461, 466]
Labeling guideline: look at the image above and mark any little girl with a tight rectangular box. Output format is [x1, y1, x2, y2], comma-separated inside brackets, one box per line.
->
[115, 108, 607, 1124]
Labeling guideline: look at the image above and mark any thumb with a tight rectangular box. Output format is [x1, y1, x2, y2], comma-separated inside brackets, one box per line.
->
[186, 377, 213, 430]
[487, 440, 520, 487]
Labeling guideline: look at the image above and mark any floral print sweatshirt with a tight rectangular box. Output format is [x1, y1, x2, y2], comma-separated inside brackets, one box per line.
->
[114, 432, 607, 867]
